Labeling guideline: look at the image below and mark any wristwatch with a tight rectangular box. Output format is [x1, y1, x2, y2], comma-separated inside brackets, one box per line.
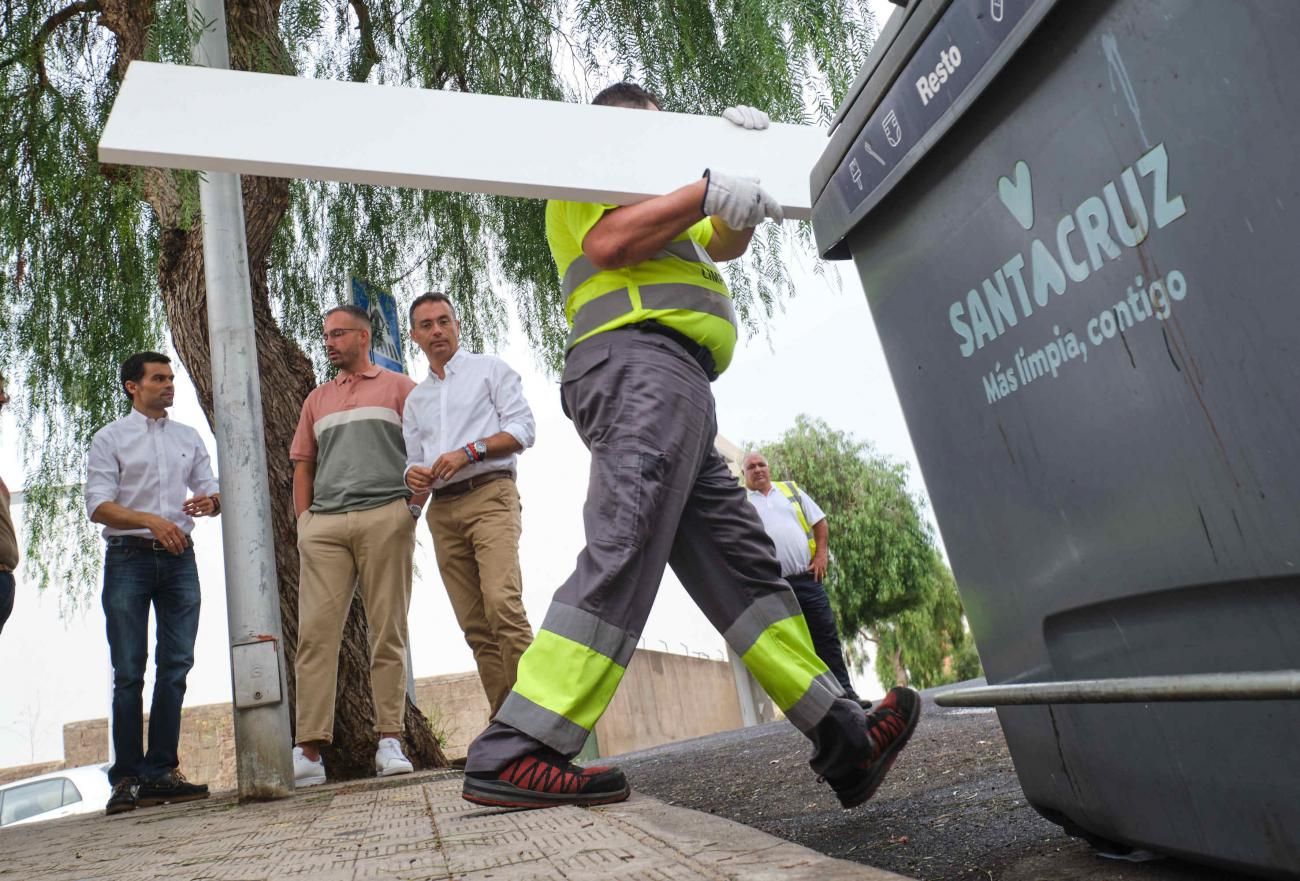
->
[408, 504, 422, 519]
[473, 440, 488, 461]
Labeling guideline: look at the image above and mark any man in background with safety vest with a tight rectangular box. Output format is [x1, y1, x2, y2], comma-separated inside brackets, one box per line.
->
[462, 82, 920, 811]
[743, 451, 867, 707]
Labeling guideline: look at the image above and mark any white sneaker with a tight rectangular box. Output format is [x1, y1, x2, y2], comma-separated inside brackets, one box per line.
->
[375, 737, 414, 777]
[293, 746, 326, 787]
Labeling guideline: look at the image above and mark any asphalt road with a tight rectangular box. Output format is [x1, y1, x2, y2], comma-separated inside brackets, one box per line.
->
[611, 690, 1260, 881]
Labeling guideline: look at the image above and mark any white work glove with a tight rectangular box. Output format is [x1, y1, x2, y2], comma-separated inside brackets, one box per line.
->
[722, 105, 771, 130]
[701, 169, 784, 229]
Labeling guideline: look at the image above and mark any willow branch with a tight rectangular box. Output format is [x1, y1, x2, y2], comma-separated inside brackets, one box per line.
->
[0, 0, 99, 87]
[347, 0, 380, 82]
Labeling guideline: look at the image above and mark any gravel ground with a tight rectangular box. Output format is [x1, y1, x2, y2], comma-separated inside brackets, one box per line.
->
[610, 691, 1258, 881]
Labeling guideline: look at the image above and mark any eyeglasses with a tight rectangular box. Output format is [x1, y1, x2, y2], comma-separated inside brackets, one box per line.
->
[323, 328, 364, 342]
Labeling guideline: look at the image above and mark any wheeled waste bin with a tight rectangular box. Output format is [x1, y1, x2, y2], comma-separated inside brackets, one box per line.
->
[809, 1, 1300, 876]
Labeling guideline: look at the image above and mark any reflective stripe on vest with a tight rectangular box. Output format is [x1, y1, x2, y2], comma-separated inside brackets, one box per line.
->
[774, 481, 817, 558]
[561, 238, 738, 371]
[564, 284, 737, 349]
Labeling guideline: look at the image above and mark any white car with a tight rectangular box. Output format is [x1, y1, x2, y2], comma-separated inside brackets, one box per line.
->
[0, 764, 112, 827]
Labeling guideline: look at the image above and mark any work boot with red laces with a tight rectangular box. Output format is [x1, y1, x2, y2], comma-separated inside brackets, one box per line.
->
[462, 748, 630, 809]
[826, 686, 921, 808]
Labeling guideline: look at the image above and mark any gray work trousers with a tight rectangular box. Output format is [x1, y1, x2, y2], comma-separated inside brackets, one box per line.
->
[465, 329, 870, 778]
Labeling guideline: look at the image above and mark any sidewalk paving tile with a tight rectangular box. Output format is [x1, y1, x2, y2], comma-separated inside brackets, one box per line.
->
[0, 769, 912, 881]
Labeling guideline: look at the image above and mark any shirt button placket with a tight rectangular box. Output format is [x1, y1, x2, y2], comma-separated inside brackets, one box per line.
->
[154, 421, 170, 525]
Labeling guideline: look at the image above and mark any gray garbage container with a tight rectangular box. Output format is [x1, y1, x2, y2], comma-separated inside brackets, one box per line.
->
[809, 0, 1300, 876]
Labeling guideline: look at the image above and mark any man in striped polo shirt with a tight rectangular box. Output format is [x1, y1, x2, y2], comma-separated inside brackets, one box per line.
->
[290, 305, 421, 786]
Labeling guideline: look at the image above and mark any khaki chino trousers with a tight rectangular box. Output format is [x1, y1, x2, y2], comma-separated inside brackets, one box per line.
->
[426, 477, 533, 717]
[295, 497, 416, 743]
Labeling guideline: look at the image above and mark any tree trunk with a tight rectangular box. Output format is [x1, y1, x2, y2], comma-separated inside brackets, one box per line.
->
[100, 0, 446, 777]
[891, 645, 910, 688]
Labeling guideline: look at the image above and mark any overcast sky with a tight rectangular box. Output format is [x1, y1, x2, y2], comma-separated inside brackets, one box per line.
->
[0, 0, 912, 770]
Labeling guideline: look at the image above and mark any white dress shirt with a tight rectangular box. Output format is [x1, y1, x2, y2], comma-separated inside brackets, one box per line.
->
[85, 409, 220, 538]
[402, 349, 536, 488]
[746, 484, 827, 577]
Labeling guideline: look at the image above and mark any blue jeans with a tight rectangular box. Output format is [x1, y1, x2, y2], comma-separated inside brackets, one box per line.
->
[0, 571, 13, 634]
[102, 542, 201, 784]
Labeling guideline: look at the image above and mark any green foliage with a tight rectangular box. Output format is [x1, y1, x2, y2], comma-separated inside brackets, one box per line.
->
[757, 415, 982, 691]
[871, 551, 983, 690]
[1, 0, 878, 604]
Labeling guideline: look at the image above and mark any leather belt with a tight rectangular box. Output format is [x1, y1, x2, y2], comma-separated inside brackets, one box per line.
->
[107, 535, 194, 552]
[431, 470, 513, 501]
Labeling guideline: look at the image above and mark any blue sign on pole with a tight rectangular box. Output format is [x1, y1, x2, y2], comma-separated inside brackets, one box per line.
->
[349, 276, 405, 374]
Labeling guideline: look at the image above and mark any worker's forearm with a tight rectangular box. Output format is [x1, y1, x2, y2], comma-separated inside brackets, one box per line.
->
[583, 179, 709, 269]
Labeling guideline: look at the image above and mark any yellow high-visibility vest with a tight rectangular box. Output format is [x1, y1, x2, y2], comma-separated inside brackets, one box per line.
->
[773, 480, 817, 559]
[546, 201, 739, 375]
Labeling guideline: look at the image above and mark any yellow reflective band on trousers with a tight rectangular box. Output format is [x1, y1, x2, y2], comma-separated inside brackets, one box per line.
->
[774, 481, 817, 558]
[740, 613, 831, 711]
[509, 629, 626, 732]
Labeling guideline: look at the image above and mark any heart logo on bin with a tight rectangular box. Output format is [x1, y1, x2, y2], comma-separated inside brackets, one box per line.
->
[997, 160, 1034, 230]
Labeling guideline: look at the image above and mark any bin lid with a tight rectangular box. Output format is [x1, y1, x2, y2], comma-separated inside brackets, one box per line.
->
[824, 0, 920, 136]
[810, 0, 1060, 259]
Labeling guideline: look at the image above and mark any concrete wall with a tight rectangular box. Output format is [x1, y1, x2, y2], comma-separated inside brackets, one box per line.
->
[594, 649, 744, 757]
[62, 704, 238, 792]
[7, 650, 745, 787]
[0, 760, 63, 786]
[414, 671, 491, 760]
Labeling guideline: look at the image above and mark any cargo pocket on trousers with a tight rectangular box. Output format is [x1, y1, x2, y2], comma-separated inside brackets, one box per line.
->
[591, 445, 666, 549]
[561, 342, 612, 421]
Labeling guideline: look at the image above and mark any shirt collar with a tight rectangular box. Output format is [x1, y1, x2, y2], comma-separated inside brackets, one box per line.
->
[333, 364, 383, 385]
[127, 407, 168, 428]
[432, 348, 467, 380]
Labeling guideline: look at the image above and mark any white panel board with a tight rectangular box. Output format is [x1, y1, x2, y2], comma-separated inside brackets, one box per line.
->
[98, 62, 824, 220]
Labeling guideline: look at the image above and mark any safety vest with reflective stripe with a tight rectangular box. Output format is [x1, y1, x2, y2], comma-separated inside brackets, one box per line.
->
[773, 481, 817, 559]
[551, 204, 739, 375]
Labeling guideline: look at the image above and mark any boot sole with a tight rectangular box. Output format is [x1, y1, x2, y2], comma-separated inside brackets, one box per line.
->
[104, 802, 136, 816]
[462, 778, 631, 810]
[837, 692, 922, 809]
[136, 791, 209, 807]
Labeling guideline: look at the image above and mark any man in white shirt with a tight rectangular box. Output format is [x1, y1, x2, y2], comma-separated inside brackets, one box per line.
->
[403, 293, 537, 718]
[85, 352, 220, 816]
[743, 451, 867, 707]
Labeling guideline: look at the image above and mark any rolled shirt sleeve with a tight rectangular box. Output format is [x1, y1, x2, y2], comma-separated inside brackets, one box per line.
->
[186, 432, 221, 497]
[491, 360, 535, 450]
[84, 430, 120, 521]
